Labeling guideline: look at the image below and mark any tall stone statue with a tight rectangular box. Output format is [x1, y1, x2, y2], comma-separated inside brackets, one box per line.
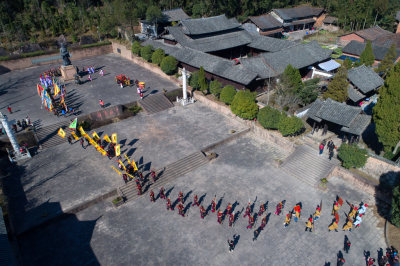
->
[60, 43, 71, 66]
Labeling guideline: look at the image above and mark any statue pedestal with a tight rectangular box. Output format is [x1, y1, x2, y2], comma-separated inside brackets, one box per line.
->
[61, 65, 77, 81]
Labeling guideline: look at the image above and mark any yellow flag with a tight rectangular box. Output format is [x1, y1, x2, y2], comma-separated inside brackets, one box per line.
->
[59, 96, 64, 105]
[92, 131, 100, 141]
[111, 133, 117, 144]
[103, 134, 111, 143]
[126, 173, 134, 179]
[111, 166, 122, 175]
[131, 158, 138, 171]
[97, 146, 107, 156]
[78, 126, 86, 136]
[124, 154, 131, 165]
[54, 83, 60, 96]
[118, 160, 126, 170]
[57, 128, 66, 138]
[115, 145, 121, 156]
[71, 131, 79, 140]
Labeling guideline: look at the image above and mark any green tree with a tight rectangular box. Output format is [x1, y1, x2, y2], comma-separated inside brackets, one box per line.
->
[192, 2, 207, 18]
[337, 143, 368, 169]
[299, 78, 320, 106]
[391, 184, 400, 227]
[230, 90, 258, 120]
[160, 56, 178, 75]
[198, 66, 208, 94]
[257, 106, 285, 130]
[375, 44, 397, 77]
[220, 85, 237, 105]
[140, 45, 153, 62]
[281, 64, 303, 94]
[323, 66, 349, 102]
[343, 58, 353, 69]
[131, 41, 141, 55]
[189, 71, 200, 90]
[373, 63, 400, 153]
[146, 6, 162, 23]
[278, 116, 304, 136]
[359, 40, 375, 66]
[151, 48, 165, 65]
[209, 80, 223, 97]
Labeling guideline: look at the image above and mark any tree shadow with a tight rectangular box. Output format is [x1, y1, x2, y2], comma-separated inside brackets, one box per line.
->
[376, 171, 399, 219]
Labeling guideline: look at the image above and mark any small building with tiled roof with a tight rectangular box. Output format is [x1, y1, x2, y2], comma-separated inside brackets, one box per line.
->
[346, 65, 384, 103]
[306, 98, 371, 139]
[339, 26, 393, 46]
[342, 40, 400, 64]
[244, 5, 325, 37]
[162, 8, 190, 22]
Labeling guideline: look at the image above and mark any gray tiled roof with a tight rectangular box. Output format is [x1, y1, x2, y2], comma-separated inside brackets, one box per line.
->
[260, 41, 332, 75]
[168, 26, 253, 52]
[162, 8, 190, 22]
[323, 16, 337, 24]
[247, 14, 282, 30]
[247, 34, 296, 52]
[142, 40, 258, 85]
[347, 65, 384, 94]
[180, 15, 241, 35]
[273, 6, 324, 21]
[308, 98, 361, 127]
[342, 40, 400, 61]
[341, 114, 371, 135]
[354, 26, 393, 41]
[239, 57, 277, 79]
[347, 85, 365, 102]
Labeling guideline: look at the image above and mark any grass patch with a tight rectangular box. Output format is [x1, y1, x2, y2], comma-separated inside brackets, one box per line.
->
[112, 197, 123, 204]
[128, 105, 142, 115]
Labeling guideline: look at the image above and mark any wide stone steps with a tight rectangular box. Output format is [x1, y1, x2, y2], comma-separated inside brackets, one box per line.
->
[120, 151, 208, 202]
[280, 144, 339, 187]
[36, 120, 70, 149]
[138, 93, 174, 114]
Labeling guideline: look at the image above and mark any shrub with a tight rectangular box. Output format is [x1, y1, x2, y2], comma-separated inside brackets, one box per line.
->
[132, 41, 141, 55]
[219, 85, 237, 105]
[391, 184, 400, 227]
[80, 41, 111, 49]
[278, 116, 304, 136]
[230, 90, 258, 120]
[189, 71, 200, 90]
[78, 120, 91, 131]
[140, 45, 153, 61]
[337, 143, 368, 169]
[210, 80, 222, 97]
[151, 49, 165, 65]
[257, 106, 285, 130]
[160, 56, 178, 75]
[128, 105, 142, 115]
[198, 66, 208, 94]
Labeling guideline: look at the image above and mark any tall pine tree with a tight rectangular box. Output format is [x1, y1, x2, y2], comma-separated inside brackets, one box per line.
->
[323, 65, 349, 102]
[375, 44, 397, 77]
[359, 41, 375, 66]
[373, 63, 400, 153]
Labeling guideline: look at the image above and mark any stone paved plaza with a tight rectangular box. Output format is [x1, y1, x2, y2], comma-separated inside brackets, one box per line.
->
[1, 55, 387, 266]
[0, 53, 178, 127]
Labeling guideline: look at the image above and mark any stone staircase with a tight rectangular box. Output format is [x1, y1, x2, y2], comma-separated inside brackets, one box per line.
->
[138, 93, 174, 114]
[36, 120, 70, 149]
[120, 151, 209, 202]
[280, 144, 339, 187]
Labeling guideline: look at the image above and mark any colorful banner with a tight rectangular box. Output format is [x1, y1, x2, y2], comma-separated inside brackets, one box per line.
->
[54, 83, 60, 96]
[71, 131, 79, 140]
[131, 158, 138, 171]
[92, 131, 100, 141]
[78, 126, 86, 136]
[58, 128, 66, 138]
[115, 145, 121, 157]
[124, 154, 131, 165]
[111, 133, 117, 144]
[111, 166, 122, 175]
[118, 160, 126, 171]
[103, 134, 111, 143]
[69, 118, 77, 129]
[37, 84, 43, 97]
